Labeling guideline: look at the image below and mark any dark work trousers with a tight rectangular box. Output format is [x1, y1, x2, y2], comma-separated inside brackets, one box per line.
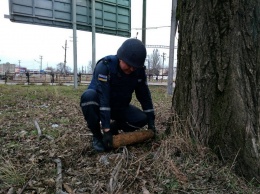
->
[80, 89, 148, 138]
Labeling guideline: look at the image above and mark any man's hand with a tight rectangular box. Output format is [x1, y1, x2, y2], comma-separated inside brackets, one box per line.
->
[148, 125, 156, 132]
[148, 120, 156, 133]
[102, 130, 113, 151]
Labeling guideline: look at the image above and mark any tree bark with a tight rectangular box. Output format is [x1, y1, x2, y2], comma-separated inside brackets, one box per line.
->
[173, 0, 260, 180]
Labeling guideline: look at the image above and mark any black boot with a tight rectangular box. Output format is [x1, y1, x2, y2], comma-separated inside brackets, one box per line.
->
[92, 136, 105, 152]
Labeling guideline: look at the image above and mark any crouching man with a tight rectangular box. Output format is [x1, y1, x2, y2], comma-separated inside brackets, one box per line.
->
[80, 38, 156, 152]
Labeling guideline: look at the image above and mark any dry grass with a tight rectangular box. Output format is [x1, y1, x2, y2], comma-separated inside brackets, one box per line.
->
[0, 156, 26, 187]
[0, 84, 259, 193]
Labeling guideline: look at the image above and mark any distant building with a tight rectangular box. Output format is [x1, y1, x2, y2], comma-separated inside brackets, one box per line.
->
[15, 67, 27, 73]
[0, 63, 15, 74]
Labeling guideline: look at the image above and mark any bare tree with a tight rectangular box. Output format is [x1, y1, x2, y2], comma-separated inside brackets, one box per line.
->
[148, 49, 161, 79]
[86, 61, 95, 74]
[173, 0, 260, 181]
[90, 61, 95, 73]
[45, 66, 55, 73]
[56, 63, 71, 74]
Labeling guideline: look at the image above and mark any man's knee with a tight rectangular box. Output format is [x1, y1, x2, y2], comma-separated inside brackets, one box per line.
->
[81, 89, 98, 105]
[80, 89, 99, 121]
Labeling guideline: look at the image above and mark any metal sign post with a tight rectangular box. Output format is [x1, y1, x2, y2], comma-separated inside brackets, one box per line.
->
[92, 0, 96, 66]
[167, 0, 178, 95]
[73, 0, 78, 89]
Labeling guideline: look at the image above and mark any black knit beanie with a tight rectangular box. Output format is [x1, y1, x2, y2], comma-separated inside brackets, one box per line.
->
[117, 38, 147, 68]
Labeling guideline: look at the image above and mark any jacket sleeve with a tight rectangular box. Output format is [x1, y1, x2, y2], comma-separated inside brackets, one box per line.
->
[135, 68, 155, 121]
[93, 60, 111, 129]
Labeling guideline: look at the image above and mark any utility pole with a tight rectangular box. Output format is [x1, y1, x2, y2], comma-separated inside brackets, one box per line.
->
[160, 52, 166, 82]
[147, 58, 150, 81]
[62, 40, 68, 74]
[18, 60, 21, 73]
[35, 56, 43, 73]
[162, 52, 166, 74]
[39, 55, 43, 72]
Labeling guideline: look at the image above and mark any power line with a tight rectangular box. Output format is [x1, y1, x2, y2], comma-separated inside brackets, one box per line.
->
[146, 45, 177, 49]
[132, 25, 170, 30]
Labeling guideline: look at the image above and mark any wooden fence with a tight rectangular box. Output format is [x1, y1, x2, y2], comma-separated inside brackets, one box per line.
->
[1, 73, 93, 84]
[1, 72, 168, 84]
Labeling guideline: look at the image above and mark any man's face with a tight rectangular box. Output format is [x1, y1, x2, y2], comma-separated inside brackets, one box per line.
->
[119, 60, 137, 74]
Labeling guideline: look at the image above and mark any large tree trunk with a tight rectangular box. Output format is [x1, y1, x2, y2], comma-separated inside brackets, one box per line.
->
[173, 0, 260, 180]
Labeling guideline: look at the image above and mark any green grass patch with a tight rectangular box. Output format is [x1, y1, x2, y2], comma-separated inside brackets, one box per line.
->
[0, 157, 26, 187]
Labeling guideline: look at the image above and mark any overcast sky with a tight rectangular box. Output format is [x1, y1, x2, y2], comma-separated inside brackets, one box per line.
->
[0, 0, 174, 70]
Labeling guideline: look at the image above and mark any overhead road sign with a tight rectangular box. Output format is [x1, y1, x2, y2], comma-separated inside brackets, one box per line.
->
[6, 0, 131, 37]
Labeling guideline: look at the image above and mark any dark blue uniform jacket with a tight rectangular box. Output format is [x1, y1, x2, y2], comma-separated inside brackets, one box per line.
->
[88, 55, 155, 129]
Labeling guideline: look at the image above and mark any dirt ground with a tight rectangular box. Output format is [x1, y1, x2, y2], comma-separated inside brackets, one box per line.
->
[0, 85, 259, 193]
